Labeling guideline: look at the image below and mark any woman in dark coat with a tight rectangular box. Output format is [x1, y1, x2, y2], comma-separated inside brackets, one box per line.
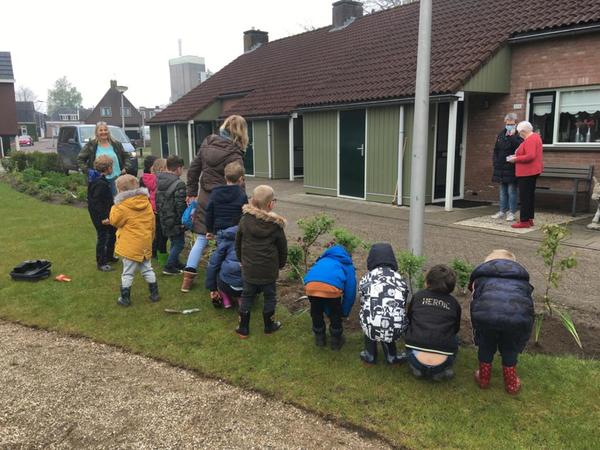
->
[181, 115, 247, 290]
[491, 113, 523, 222]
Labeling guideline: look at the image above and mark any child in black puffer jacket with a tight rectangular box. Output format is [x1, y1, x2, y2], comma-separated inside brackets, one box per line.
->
[469, 249, 534, 395]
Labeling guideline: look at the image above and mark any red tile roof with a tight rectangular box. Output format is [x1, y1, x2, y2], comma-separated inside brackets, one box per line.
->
[150, 0, 600, 123]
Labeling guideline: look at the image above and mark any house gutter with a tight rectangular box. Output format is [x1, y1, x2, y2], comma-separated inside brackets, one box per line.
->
[508, 23, 600, 44]
[396, 105, 405, 206]
[295, 94, 460, 113]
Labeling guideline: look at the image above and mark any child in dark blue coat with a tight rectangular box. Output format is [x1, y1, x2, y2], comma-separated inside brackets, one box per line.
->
[303, 245, 356, 350]
[205, 225, 243, 309]
[469, 249, 534, 395]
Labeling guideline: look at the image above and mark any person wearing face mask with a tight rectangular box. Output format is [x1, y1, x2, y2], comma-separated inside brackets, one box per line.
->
[491, 113, 523, 222]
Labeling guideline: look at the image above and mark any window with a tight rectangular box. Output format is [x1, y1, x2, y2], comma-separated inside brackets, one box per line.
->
[121, 107, 131, 117]
[58, 113, 78, 121]
[528, 87, 600, 146]
[100, 107, 112, 117]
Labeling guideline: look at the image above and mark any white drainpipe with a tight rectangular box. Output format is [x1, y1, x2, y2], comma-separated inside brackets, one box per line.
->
[173, 125, 179, 156]
[187, 120, 194, 162]
[288, 116, 294, 181]
[397, 105, 405, 206]
[267, 120, 272, 179]
[445, 100, 459, 211]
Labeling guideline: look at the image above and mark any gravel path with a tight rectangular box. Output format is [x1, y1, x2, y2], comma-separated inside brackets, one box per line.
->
[0, 321, 390, 449]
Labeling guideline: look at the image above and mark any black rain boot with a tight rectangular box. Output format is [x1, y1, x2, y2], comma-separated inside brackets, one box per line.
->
[330, 327, 345, 351]
[263, 311, 281, 334]
[359, 336, 378, 365]
[148, 282, 160, 302]
[381, 342, 407, 365]
[117, 286, 131, 307]
[236, 311, 250, 339]
[313, 327, 326, 347]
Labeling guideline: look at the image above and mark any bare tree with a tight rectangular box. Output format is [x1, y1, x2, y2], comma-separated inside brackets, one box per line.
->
[363, 0, 414, 12]
[15, 85, 37, 102]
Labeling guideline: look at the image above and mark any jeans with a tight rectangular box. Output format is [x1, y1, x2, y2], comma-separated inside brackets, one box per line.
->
[94, 223, 116, 266]
[121, 258, 156, 288]
[308, 296, 343, 335]
[475, 329, 520, 367]
[518, 175, 538, 222]
[407, 349, 457, 378]
[166, 233, 185, 268]
[499, 182, 518, 213]
[185, 234, 208, 269]
[239, 281, 277, 314]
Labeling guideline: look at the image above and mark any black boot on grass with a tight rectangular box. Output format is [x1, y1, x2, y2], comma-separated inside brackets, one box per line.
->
[359, 335, 378, 365]
[117, 286, 131, 307]
[236, 312, 250, 338]
[330, 327, 345, 351]
[148, 282, 160, 302]
[381, 342, 406, 365]
[313, 327, 326, 347]
[263, 311, 281, 334]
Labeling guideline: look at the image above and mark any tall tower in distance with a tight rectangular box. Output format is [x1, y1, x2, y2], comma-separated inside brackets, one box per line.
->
[169, 39, 208, 103]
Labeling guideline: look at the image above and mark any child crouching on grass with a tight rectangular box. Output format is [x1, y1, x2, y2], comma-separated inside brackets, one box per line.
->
[235, 185, 287, 338]
[109, 174, 158, 306]
[205, 225, 243, 309]
[469, 249, 534, 395]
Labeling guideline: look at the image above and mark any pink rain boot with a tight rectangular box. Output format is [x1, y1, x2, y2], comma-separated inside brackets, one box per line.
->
[219, 290, 233, 309]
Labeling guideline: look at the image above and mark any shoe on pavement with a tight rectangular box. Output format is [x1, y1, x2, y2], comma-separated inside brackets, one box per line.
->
[511, 221, 532, 229]
[491, 211, 505, 219]
[506, 212, 516, 222]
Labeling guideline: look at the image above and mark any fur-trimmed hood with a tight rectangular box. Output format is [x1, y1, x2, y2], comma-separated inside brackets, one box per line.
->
[114, 187, 150, 207]
[242, 204, 286, 228]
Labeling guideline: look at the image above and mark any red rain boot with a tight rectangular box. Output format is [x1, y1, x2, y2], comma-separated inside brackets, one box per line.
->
[503, 365, 521, 395]
[529, 219, 535, 226]
[474, 362, 492, 389]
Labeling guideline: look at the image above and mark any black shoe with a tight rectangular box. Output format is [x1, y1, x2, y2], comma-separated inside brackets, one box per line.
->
[381, 342, 406, 365]
[148, 282, 159, 302]
[263, 311, 281, 334]
[97, 264, 114, 272]
[117, 286, 131, 307]
[236, 311, 251, 338]
[432, 368, 455, 382]
[410, 364, 423, 379]
[359, 335, 378, 364]
[162, 265, 182, 275]
[108, 256, 119, 264]
[313, 327, 326, 347]
[176, 262, 186, 271]
[330, 328, 345, 351]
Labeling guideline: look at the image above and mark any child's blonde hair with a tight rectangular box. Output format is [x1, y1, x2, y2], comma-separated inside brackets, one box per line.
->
[116, 174, 139, 193]
[94, 154, 113, 173]
[151, 158, 167, 174]
[485, 249, 516, 262]
[251, 185, 274, 210]
[220, 115, 249, 150]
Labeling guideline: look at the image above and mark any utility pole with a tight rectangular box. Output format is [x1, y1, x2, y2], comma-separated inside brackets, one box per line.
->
[408, 0, 432, 257]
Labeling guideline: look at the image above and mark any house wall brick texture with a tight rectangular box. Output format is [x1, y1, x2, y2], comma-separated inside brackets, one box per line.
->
[464, 33, 600, 211]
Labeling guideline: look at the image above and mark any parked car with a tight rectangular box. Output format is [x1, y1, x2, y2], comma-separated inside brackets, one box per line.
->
[18, 135, 33, 146]
[57, 125, 138, 175]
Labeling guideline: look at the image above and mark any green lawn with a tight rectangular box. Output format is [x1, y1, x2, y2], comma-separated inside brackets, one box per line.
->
[0, 181, 598, 449]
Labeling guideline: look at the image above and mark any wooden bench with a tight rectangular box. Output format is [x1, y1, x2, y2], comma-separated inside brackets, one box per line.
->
[535, 165, 594, 216]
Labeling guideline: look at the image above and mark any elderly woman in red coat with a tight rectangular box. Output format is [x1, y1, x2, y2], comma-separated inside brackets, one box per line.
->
[507, 121, 544, 229]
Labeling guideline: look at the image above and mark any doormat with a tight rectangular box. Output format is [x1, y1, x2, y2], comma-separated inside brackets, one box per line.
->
[451, 200, 492, 209]
[454, 212, 589, 234]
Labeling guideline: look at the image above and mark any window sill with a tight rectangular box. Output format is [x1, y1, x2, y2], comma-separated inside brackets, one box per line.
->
[543, 145, 600, 152]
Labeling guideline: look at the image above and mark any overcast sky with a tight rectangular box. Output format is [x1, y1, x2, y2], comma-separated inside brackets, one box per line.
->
[1, 0, 334, 112]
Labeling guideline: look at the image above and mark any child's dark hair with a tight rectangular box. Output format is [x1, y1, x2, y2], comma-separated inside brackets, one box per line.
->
[425, 264, 456, 294]
[143, 155, 158, 173]
[166, 155, 184, 171]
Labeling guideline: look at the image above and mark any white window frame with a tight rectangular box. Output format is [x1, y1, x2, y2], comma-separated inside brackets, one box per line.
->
[526, 85, 600, 148]
[100, 107, 112, 117]
[121, 107, 132, 118]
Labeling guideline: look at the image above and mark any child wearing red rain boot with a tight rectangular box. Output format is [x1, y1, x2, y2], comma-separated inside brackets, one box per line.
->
[469, 249, 535, 394]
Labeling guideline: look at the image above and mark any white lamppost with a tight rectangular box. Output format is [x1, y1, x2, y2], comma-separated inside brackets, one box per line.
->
[116, 85, 128, 131]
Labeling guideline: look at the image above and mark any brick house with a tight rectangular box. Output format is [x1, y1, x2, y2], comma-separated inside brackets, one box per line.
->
[85, 80, 142, 140]
[148, 0, 600, 212]
[0, 51, 17, 157]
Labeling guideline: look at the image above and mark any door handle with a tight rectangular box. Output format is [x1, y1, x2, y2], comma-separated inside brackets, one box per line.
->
[357, 144, 364, 157]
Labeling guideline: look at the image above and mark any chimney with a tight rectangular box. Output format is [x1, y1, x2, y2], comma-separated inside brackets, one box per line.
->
[110, 80, 117, 88]
[243, 29, 269, 53]
[332, 0, 363, 28]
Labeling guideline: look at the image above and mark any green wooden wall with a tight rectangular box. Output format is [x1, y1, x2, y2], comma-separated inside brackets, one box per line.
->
[463, 46, 511, 94]
[253, 121, 270, 178]
[366, 106, 400, 203]
[271, 119, 290, 179]
[167, 126, 176, 158]
[303, 111, 337, 196]
[194, 100, 222, 121]
[149, 126, 161, 157]
[176, 124, 191, 167]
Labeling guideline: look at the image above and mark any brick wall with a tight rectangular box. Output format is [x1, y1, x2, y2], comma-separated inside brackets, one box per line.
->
[464, 32, 600, 211]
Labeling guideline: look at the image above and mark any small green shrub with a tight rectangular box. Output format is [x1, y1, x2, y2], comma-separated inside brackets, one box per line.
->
[287, 245, 304, 280]
[38, 187, 54, 201]
[450, 258, 475, 294]
[22, 167, 42, 183]
[62, 192, 75, 204]
[331, 227, 365, 254]
[10, 152, 29, 171]
[1, 157, 15, 172]
[24, 183, 40, 196]
[397, 251, 427, 295]
[6, 151, 63, 174]
[296, 213, 335, 275]
[75, 186, 88, 202]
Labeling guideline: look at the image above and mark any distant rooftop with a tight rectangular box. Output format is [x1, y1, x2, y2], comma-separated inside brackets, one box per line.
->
[0, 52, 15, 81]
[169, 55, 205, 66]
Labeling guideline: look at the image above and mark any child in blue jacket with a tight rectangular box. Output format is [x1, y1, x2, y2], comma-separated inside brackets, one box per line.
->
[205, 225, 243, 309]
[303, 245, 356, 351]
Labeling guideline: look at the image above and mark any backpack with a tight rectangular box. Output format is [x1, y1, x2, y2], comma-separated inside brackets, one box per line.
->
[182, 200, 197, 231]
[10, 260, 52, 281]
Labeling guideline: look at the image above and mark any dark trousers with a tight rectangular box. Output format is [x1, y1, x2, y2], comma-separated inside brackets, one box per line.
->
[475, 329, 520, 367]
[407, 350, 457, 377]
[166, 232, 185, 268]
[153, 213, 167, 256]
[94, 223, 116, 266]
[309, 296, 343, 335]
[240, 281, 277, 314]
[518, 175, 538, 222]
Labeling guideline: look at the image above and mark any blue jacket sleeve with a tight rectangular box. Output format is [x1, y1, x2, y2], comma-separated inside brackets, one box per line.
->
[205, 242, 227, 291]
[341, 265, 357, 317]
